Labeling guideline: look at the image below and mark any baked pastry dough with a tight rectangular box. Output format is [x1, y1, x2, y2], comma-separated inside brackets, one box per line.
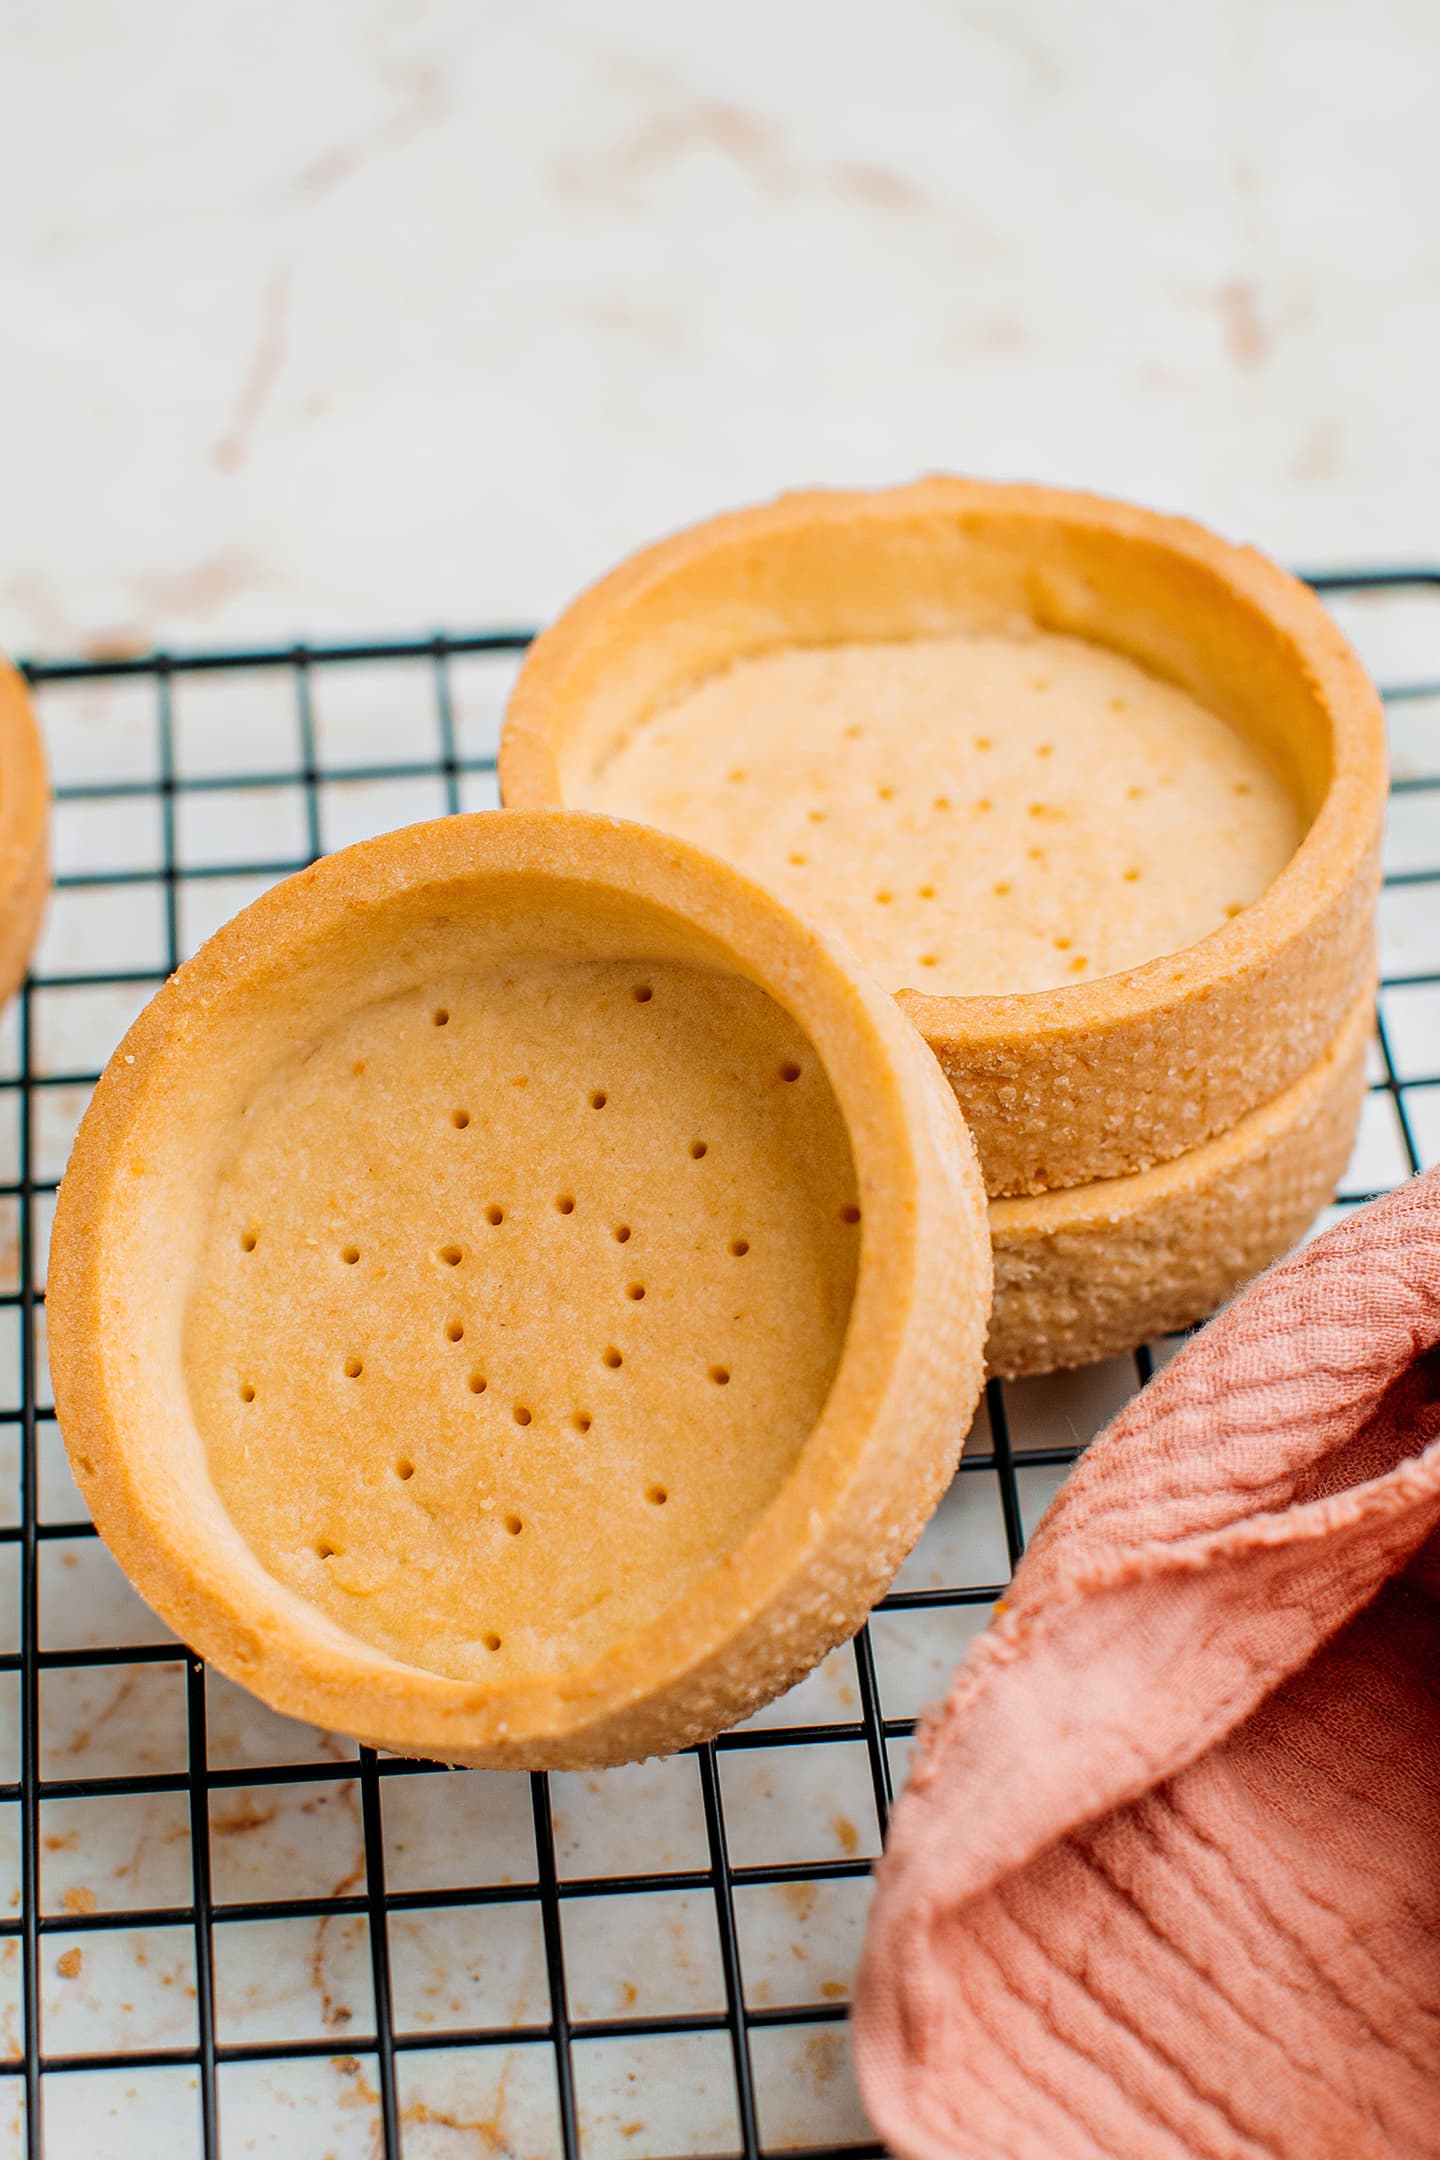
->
[987, 987, 1371, 1376]
[48, 812, 991, 1768]
[500, 481, 1386, 1199]
[0, 665, 49, 1011]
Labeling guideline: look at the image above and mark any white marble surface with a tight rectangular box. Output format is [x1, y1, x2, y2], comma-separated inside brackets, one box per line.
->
[4, 8, 1440, 2153]
[4, 0, 1440, 662]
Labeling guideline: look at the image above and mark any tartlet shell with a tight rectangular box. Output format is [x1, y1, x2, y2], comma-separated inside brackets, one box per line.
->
[48, 811, 992, 1768]
[500, 479, 1386, 1198]
[0, 665, 50, 1012]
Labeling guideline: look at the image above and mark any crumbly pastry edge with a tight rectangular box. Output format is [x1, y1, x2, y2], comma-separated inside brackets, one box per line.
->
[46, 809, 992, 1769]
[985, 982, 1374, 1377]
[498, 477, 1387, 1197]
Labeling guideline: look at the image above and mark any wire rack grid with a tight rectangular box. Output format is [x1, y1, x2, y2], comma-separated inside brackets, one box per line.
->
[2, 569, 1436, 2159]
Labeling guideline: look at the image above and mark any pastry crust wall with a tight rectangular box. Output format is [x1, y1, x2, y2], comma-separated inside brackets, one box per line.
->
[986, 986, 1371, 1376]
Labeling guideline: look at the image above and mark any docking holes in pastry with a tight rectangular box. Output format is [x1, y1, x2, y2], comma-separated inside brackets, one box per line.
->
[587, 635, 1304, 1001]
[481, 1631, 501, 1652]
[432, 1007, 449, 1027]
[188, 956, 861, 1683]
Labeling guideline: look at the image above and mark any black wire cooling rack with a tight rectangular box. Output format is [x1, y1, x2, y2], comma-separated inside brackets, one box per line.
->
[4, 570, 1437, 2159]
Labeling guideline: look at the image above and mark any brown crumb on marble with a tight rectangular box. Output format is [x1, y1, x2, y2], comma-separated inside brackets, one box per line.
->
[211, 1801, 279, 1837]
[805, 2029, 845, 2087]
[781, 1881, 818, 1922]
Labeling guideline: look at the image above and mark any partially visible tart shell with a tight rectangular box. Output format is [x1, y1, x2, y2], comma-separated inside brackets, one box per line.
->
[0, 666, 50, 1010]
[500, 479, 1386, 1198]
[986, 985, 1372, 1377]
[48, 811, 991, 1769]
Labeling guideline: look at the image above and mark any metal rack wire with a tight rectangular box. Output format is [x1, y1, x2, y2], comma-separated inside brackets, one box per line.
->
[6, 569, 1436, 2158]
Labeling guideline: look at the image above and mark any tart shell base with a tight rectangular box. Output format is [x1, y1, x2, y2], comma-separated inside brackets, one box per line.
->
[986, 987, 1372, 1377]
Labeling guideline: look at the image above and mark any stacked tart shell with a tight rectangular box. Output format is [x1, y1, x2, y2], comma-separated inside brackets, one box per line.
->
[501, 480, 1386, 1375]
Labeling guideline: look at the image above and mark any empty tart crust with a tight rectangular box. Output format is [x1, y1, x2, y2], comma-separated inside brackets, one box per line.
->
[0, 665, 50, 1009]
[987, 983, 1372, 1377]
[499, 479, 1387, 1198]
[48, 811, 991, 1769]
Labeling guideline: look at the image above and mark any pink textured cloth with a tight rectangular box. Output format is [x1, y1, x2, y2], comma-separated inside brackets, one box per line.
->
[854, 1168, 1440, 2160]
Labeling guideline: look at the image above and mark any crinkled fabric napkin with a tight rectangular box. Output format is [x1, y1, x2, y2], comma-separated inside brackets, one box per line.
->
[854, 1168, 1440, 2160]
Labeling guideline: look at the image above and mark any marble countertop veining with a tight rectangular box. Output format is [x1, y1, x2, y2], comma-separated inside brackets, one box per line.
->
[4, 0, 1440, 664]
[3, 7, 1440, 2156]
